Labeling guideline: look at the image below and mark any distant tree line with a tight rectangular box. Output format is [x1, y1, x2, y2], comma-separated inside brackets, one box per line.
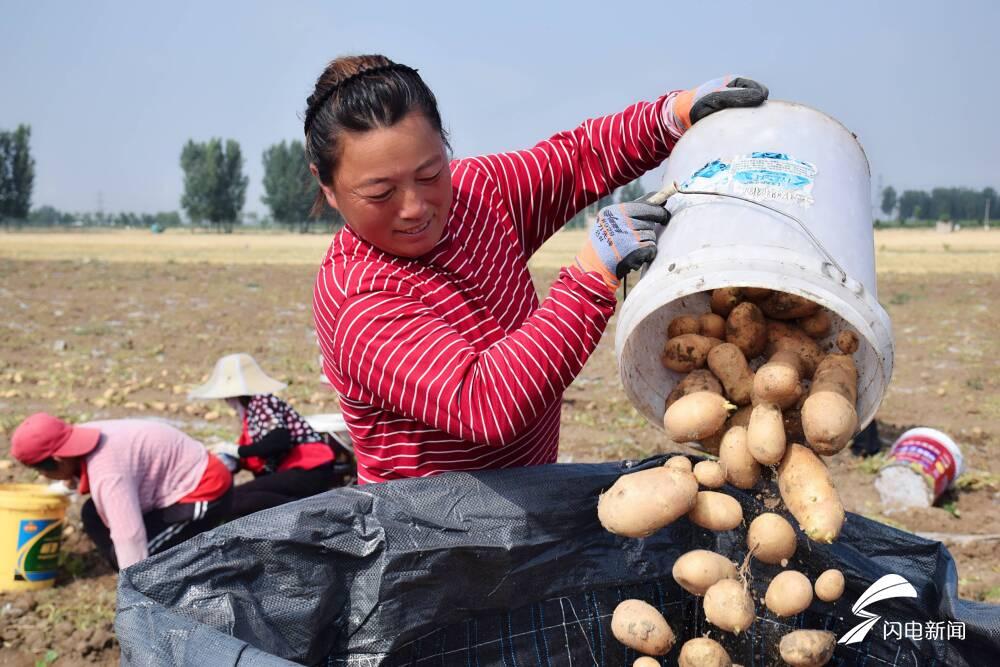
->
[27, 206, 182, 229]
[880, 185, 996, 225]
[6, 120, 995, 233]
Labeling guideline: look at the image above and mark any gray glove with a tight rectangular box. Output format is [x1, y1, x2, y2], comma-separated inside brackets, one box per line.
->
[575, 194, 671, 288]
[665, 76, 769, 135]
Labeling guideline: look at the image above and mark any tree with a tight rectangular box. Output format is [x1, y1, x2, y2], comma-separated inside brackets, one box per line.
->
[0, 124, 35, 228]
[954, 188, 980, 221]
[262, 140, 314, 232]
[154, 211, 182, 228]
[28, 205, 73, 226]
[180, 138, 248, 232]
[929, 187, 955, 221]
[880, 186, 897, 219]
[898, 190, 932, 222]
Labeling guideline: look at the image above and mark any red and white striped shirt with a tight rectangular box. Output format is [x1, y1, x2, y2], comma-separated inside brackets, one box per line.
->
[313, 94, 677, 484]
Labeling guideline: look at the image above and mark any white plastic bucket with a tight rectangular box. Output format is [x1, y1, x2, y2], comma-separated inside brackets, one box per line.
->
[616, 101, 893, 434]
[883, 427, 964, 501]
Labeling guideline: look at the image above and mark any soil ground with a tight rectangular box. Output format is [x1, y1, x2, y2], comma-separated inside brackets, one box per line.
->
[0, 228, 997, 664]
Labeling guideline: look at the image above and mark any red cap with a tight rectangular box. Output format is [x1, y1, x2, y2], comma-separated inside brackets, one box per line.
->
[10, 413, 100, 465]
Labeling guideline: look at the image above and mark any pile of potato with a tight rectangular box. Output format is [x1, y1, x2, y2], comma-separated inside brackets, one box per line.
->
[598, 287, 862, 666]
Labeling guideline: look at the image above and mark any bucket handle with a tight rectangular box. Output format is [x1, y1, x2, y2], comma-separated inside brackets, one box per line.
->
[656, 182, 855, 288]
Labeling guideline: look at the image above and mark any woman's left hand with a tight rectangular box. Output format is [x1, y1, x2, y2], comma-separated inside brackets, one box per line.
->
[664, 76, 768, 137]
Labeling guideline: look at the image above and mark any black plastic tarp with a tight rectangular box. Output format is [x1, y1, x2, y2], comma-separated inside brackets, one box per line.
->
[116, 456, 1000, 666]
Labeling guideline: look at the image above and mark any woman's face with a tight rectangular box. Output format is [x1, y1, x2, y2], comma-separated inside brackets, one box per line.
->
[317, 111, 452, 258]
[37, 457, 78, 482]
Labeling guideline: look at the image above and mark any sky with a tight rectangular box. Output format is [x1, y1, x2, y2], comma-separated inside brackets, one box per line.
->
[1, 0, 998, 217]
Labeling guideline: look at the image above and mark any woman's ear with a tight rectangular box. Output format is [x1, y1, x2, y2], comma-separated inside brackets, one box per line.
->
[310, 164, 338, 209]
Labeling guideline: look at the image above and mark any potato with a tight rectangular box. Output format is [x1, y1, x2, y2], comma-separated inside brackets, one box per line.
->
[798, 310, 832, 338]
[777, 444, 845, 543]
[766, 322, 824, 377]
[710, 287, 743, 317]
[598, 467, 699, 537]
[783, 408, 805, 445]
[801, 393, 857, 455]
[672, 549, 738, 595]
[664, 392, 735, 442]
[707, 343, 754, 406]
[698, 313, 726, 339]
[665, 369, 724, 408]
[765, 570, 813, 617]
[814, 569, 845, 602]
[718, 426, 761, 489]
[689, 491, 743, 531]
[802, 354, 858, 455]
[662, 334, 720, 373]
[810, 354, 858, 403]
[746, 403, 786, 465]
[747, 512, 797, 565]
[665, 455, 693, 472]
[633, 658, 660, 667]
[679, 637, 732, 667]
[759, 291, 820, 320]
[668, 314, 702, 338]
[611, 599, 676, 655]
[701, 406, 749, 459]
[703, 579, 755, 634]
[836, 329, 859, 355]
[693, 460, 726, 489]
[741, 287, 772, 302]
[752, 350, 803, 409]
[779, 630, 836, 666]
[725, 302, 767, 359]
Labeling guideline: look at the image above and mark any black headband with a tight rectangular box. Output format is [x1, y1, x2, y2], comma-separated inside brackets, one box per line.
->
[304, 63, 420, 135]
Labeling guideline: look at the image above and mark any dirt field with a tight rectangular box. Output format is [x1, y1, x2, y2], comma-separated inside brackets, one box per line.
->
[0, 227, 997, 664]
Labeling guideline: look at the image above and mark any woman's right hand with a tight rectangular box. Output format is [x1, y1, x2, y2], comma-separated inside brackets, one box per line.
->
[575, 195, 671, 290]
[664, 76, 769, 138]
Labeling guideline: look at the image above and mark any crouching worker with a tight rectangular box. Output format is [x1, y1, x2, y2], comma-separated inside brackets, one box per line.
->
[10, 413, 233, 571]
[189, 353, 337, 518]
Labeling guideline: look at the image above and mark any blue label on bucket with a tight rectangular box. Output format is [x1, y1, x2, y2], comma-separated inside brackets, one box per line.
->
[14, 518, 62, 581]
[732, 153, 816, 206]
[681, 152, 817, 208]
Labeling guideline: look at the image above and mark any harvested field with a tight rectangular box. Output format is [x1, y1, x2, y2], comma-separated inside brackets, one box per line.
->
[0, 227, 997, 663]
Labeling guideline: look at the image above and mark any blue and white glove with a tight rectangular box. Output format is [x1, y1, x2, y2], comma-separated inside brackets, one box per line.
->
[575, 195, 671, 290]
[664, 76, 769, 138]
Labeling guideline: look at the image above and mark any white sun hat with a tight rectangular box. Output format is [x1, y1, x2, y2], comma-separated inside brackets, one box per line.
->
[188, 353, 287, 400]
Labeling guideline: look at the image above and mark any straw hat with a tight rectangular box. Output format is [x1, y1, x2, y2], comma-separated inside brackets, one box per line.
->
[188, 353, 286, 400]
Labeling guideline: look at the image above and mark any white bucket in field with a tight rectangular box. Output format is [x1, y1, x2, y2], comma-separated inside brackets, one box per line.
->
[616, 101, 893, 435]
[880, 427, 965, 504]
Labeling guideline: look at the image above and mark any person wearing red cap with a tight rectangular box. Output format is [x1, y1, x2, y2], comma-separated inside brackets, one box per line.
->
[11, 413, 233, 571]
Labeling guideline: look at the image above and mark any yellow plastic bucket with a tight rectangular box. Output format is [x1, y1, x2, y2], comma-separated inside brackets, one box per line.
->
[0, 484, 69, 591]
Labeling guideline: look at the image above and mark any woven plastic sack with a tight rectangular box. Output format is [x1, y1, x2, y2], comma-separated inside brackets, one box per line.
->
[117, 456, 1000, 666]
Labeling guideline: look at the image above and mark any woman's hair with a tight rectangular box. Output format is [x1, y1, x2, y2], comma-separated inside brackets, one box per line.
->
[304, 54, 449, 216]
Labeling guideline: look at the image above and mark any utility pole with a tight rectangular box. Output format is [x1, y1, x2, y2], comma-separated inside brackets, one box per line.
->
[986, 197, 991, 231]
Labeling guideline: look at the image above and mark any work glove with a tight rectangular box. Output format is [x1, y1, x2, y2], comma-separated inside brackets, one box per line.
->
[664, 76, 768, 138]
[575, 195, 671, 291]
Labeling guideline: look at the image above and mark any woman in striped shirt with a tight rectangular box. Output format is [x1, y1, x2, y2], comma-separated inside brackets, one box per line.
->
[307, 54, 767, 484]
